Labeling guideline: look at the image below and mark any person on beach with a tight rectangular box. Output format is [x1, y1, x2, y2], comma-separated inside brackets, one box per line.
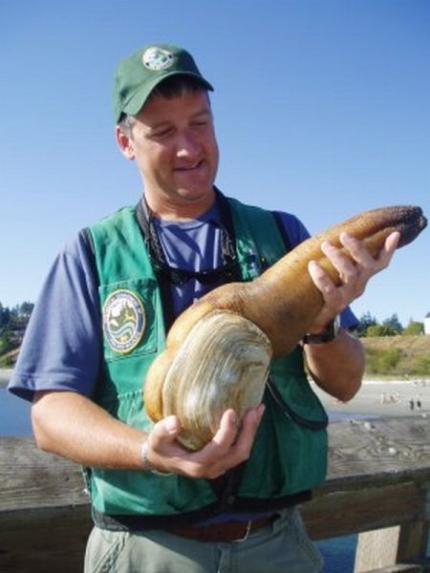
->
[8, 44, 400, 572]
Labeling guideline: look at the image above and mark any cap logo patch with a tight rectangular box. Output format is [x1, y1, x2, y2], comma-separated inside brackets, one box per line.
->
[103, 290, 146, 354]
[142, 47, 174, 71]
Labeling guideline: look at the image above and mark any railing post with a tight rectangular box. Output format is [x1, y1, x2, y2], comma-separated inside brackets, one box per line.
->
[397, 520, 429, 563]
[354, 521, 429, 573]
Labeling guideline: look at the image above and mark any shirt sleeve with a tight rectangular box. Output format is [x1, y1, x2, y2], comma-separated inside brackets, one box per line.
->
[8, 231, 102, 402]
[274, 211, 359, 331]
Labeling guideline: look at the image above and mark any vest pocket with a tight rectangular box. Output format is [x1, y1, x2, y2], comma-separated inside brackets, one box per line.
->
[99, 278, 161, 363]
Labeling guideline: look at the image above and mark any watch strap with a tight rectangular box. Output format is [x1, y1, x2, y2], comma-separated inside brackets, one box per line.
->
[303, 316, 341, 345]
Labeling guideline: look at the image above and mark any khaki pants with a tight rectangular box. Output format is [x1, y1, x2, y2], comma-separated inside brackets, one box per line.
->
[84, 507, 323, 573]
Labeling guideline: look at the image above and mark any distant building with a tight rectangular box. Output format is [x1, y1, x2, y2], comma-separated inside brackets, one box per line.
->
[425, 313, 430, 335]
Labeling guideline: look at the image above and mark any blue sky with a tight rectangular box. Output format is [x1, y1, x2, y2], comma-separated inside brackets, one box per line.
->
[1, 0, 429, 325]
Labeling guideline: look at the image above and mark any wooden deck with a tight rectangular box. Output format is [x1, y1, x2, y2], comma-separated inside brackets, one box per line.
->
[1, 416, 430, 572]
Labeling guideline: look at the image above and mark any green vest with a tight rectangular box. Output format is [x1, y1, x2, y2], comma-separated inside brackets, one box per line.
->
[87, 197, 328, 524]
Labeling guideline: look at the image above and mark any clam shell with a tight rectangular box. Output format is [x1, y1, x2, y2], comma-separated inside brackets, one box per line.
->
[161, 310, 272, 450]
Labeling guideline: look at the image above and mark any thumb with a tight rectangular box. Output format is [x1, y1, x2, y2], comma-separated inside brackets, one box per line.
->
[151, 415, 181, 446]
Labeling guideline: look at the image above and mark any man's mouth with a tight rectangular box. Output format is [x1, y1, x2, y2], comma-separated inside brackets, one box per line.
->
[174, 159, 205, 172]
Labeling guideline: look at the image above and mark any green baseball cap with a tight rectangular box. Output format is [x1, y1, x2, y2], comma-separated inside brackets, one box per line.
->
[113, 44, 214, 123]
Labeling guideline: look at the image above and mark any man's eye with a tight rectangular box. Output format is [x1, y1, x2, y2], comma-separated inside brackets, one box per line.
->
[152, 128, 174, 139]
[192, 120, 209, 128]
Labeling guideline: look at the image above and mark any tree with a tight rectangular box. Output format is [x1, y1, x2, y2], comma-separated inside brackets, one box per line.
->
[382, 313, 403, 335]
[402, 320, 424, 336]
[357, 312, 378, 337]
[0, 305, 10, 329]
[0, 301, 34, 357]
[19, 302, 34, 318]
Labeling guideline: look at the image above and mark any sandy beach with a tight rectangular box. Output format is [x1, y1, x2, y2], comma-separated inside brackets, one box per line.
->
[313, 378, 430, 420]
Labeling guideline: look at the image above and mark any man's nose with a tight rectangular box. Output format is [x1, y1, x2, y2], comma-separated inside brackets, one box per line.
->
[175, 132, 200, 158]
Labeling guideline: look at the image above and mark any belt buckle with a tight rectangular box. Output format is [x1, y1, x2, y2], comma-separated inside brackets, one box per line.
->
[232, 520, 252, 543]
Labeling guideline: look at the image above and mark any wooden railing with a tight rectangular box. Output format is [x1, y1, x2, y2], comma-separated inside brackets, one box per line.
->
[1, 416, 429, 573]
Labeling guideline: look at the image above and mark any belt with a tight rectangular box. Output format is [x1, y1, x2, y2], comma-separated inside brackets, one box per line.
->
[166, 515, 275, 543]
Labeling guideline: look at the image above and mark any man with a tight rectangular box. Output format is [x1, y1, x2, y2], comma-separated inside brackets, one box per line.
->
[9, 44, 399, 572]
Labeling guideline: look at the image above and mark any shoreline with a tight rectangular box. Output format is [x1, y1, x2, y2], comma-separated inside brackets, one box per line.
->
[2, 369, 429, 419]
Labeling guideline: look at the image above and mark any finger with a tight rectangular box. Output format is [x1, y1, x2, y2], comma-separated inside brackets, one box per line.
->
[376, 231, 400, 268]
[187, 410, 238, 466]
[308, 260, 343, 307]
[196, 405, 264, 478]
[149, 415, 181, 449]
[320, 240, 358, 283]
[209, 409, 239, 449]
[139, 417, 184, 475]
[233, 404, 265, 459]
[179, 410, 239, 479]
[339, 232, 376, 268]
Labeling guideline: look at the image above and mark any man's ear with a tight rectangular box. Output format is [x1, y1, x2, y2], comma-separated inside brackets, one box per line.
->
[115, 126, 135, 160]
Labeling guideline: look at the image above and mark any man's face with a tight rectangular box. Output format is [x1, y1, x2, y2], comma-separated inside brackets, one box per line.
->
[119, 89, 219, 215]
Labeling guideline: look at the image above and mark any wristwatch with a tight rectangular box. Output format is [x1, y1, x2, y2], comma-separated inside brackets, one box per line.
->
[302, 315, 341, 345]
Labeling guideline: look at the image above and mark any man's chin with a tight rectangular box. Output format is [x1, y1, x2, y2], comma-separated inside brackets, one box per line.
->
[174, 186, 215, 203]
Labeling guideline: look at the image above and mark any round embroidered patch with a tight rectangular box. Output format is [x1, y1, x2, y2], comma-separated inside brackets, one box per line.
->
[142, 46, 174, 71]
[103, 290, 146, 354]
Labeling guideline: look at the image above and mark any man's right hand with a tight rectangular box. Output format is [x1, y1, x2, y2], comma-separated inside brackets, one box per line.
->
[143, 405, 265, 479]
[32, 391, 264, 477]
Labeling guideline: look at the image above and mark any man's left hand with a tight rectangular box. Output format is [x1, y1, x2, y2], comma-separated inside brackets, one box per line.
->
[307, 230, 400, 332]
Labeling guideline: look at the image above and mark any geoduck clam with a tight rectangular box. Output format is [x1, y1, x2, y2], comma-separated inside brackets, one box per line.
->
[144, 206, 427, 450]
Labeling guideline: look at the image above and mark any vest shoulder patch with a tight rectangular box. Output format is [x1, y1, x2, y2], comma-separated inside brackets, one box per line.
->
[103, 289, 146, 354]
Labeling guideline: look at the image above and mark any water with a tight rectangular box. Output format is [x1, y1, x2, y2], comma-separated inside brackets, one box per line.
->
[1, 386, 32, 436]
[318, 535, 357, 572]
[0, 377, 358, 570]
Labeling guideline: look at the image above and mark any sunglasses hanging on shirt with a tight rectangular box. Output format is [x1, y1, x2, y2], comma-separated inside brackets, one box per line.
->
[135, 193, 241, 287]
